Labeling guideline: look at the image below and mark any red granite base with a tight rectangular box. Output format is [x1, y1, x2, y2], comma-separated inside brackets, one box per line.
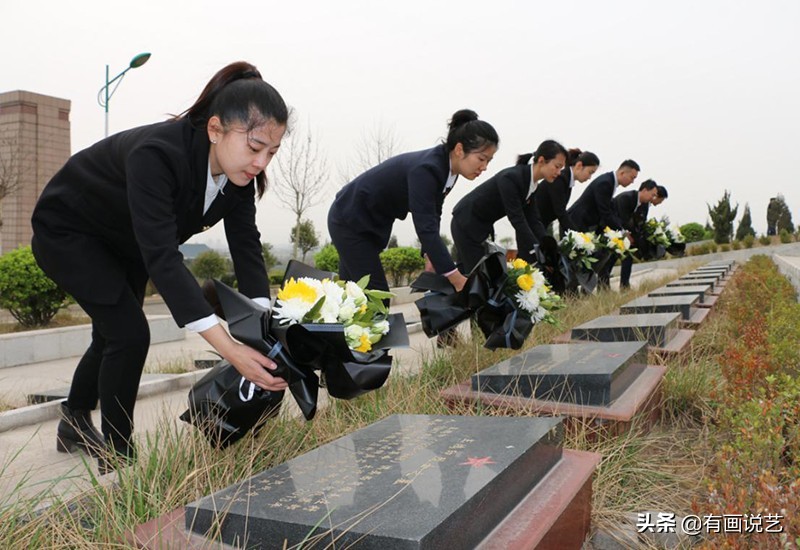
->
[441, 365, 666, 435]
[128, 452, 601, 550]
[697, 294, 718, 308]
[476, 449, 602, 550]
[127, 507, 235, 549]
[552, 329, 694, 356]
[680, 307, 710, 328]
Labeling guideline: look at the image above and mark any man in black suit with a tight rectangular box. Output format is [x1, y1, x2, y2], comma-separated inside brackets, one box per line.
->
[567, 160, 639, 288]
[612, 179, 659, 289]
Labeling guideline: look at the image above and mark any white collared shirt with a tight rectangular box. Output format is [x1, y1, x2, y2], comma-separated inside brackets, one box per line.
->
[568, 167, 576, 188]
[186, 161, 270, 333]
[613, 171, 619, 191]
[527, 163, 541, 200]
[204, 161, 228, 214]
[443, 160, 458, 194]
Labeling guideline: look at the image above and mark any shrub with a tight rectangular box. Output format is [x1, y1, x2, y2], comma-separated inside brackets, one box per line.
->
[0, 246, 70, 327]
[191, 250, 228, 280]
[759, 234, 772, 246]
[720, 244, 730, 252]
[313, 243, 339, 273]
[743, 234, 755, 248]
[779, 228, 793, 244]
[679, 222, 706, 243]
[380, 247, 425, 286]
[731, 240, 741, 250]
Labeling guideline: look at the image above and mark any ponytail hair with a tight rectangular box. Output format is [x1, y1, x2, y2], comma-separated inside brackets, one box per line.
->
[176, 61, 289, 198]
[445, 109, 499, 154]
[567, 149, 600, 168]
[515, 139, 567, 166]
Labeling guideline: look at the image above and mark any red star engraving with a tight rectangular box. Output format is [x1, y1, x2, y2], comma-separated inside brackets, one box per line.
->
[460, 456, 496, 467]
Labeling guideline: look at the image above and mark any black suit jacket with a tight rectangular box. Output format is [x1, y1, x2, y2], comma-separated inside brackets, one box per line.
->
[329, 144, 456, 274]
[451, 164, 545, 254]
[31, 118, 268, 327]
[613, 190, 649, 232]
[566, 171, 624, 231]
[533, 167, 577, 231]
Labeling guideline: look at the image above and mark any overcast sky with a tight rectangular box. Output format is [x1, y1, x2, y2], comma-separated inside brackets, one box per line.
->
[4, 0, 800, 253]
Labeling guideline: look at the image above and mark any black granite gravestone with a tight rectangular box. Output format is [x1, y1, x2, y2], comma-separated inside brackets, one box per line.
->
[667, 278, 717, 290]
[648, 284, 711, 303]
[471, 341, 647, 406]
[681, 271, 724, 281]
[570, 312, 681, 347]
[619, 294, 699, 321]
[185, 414, 564, 549]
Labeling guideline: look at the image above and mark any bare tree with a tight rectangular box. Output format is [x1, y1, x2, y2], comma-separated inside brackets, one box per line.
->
[0, 131, 25, 233]
[339, 122, 402, 186]
[271, 120, 329, 260]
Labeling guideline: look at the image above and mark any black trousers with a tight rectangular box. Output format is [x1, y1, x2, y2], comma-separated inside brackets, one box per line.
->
[450, 218, 486, 275]
[68, 265, 150, 443]
[619, 256, 633, 288]
[328, 216, 390, 292]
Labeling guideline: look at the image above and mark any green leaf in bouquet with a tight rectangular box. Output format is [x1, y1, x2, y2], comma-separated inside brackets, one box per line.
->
[302, 296, 326, 323]
[356, 274, 370, 290]
[366, 290, 394, 301]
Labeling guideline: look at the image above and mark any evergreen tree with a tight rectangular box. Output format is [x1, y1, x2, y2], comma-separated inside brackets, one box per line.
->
[707, 190, 738, 244]
[735, 204, 756, 241]
[775, 194, 795, 233]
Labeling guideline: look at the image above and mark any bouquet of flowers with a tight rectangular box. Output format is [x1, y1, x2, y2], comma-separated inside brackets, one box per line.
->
[272, 275, 392, 354]
[665, 223, 685, 245]
[643, 219, 671, 248]
[411, 245, 565, 350]
[504, 258, 565, 325]
[181, 261, 409, 448]
[599, 226, 636, 259]
[559, 230, 599, 271]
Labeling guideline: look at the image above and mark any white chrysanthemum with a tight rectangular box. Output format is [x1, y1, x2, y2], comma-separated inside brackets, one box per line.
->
[273, 277, 325, 324]
[317, 279, 344, 322]
[515, 289, 540, 314]
[371, 319, 390, 335]
[344, 324, 364, 342]
[345, 281, 367, 305]
[338, 303, 356, 323]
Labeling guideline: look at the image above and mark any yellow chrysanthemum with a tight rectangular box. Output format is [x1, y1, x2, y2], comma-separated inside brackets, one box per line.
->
[359, 304, 368, 314]
[512, 258, 528, 269]
[611, 237, 625, 250]
[277, 278, 318, 303]
[580, 233, 593, 244]
[356, 332, 372, 353]
[517, 273, 534, 292]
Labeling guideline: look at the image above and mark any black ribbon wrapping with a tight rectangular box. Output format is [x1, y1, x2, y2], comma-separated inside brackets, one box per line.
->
[181, 261, 408, 448]
[410, 246, 535, 350]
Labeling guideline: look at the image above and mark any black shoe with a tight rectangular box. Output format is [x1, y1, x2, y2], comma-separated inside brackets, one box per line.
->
[56, 402, 104, 458]
[97, 437, 137, 475]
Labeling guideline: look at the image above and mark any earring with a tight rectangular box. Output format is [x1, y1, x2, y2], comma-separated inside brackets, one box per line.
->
[211, 139, 217, 144]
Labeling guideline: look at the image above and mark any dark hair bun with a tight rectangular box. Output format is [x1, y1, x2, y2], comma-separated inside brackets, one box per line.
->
[449, 109, 479, 131]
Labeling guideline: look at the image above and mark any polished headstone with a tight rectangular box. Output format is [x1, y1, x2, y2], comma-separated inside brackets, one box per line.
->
[667, 277, 717, 290]
[471, 341, 647, 406]
[185, 414, 564, 549]
[648, 284, 711, 303]
[682, 271, 724, 281]
[619, 294, 699, 320]
[570, 312, 680, 347]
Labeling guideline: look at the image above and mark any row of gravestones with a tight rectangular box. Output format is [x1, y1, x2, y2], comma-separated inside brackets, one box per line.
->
[130, 260, 737, 549]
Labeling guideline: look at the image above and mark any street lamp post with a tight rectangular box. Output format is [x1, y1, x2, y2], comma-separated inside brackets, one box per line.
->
[97, 52, 151, 138]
